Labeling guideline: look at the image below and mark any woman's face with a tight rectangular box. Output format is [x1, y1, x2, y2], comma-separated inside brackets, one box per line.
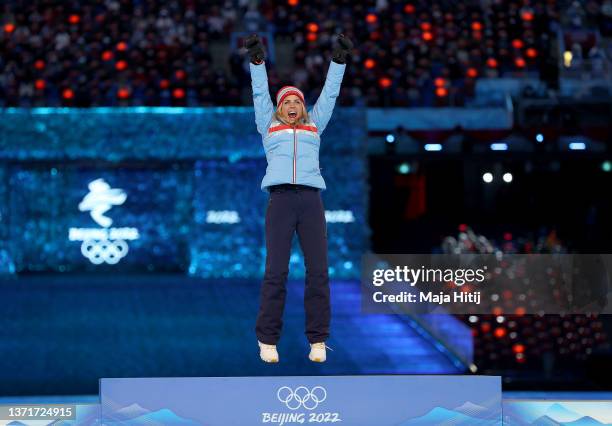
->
[279, 95, 304, 124]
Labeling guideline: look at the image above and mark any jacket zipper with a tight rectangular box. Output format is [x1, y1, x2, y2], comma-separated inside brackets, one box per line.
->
[292, 126, 297, 183]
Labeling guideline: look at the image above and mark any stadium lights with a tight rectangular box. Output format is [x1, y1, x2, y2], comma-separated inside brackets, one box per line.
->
[569, 142, 586, 150]
[535, 133, 544, 143]
[424, 143, 442, 151]
[503, 172, 513, 183]
[385, 134, 395, 143]
[490, 143, 508, 151]
[602, 161, 611, 172]
[564, 51, 572, 67]
[397, 163, 411, 174]
[482, 172, 493, 183]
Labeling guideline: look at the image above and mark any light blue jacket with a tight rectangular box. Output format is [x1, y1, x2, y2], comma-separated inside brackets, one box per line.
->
[249, 60, 346, 191]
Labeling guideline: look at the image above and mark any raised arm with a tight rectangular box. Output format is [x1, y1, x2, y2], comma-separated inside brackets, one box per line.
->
[245, 34, 273, 135]
[249, 62, 274, 135]
[309, 61, 346, 135]
[309, 34, 353, 135]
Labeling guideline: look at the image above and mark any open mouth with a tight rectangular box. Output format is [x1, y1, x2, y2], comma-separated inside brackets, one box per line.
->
[288, 111, 297, 119]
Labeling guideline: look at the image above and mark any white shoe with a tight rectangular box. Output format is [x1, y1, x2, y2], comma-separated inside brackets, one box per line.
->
[309, 342, 327, 362]
[258, 341, 279, 363]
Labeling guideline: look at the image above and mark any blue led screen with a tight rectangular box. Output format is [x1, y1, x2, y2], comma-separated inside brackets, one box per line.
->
[0, 107, 369, 279]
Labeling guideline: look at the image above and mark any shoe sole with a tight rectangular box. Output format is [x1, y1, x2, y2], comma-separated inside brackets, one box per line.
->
[260, 354, 279, 363]
[309, 356, 325, 362]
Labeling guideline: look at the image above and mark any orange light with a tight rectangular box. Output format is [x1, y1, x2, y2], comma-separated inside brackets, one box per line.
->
[492, 306, 503, 316]
[436, 87, 448, 97]
[512, 39, 524, 49]
[175, 69, 186, 80]
[35, 79, 46, 90]
[117, 41, 128, 51]
[117, 87, 130, 99]
[4, 23, 15, 33]
[159, 79, 169, 89]
[515, 57, 526, 68]
[512, 343, 525, 353]
[172, 88, 185, 99]
[62, 88, 74, 100]
[521, 10, 534, 21]
[115, 60, 127, 71]
[494, 327, 507, 338]
[460, 284, 473, 293]
[467, 67, 478, 78]
[471, 22, 482, 31]
[481, 322, 491, 333]
[288, 0, 299, 6]
[102, 50, 113, 61]
[404, 4, 415, 14]
[34, 60, 45, 70]
[486, 58, 498, 68]
[364, 58, 376, 69]
[306, 32, 317, 42]
[514, 306, 526, 316]
[69, 14, 80, 25]
[420, 22, 431, 31]
[379, 77, 392, 89]
[307, 22, 318, 33]
[422, 31, 433, 41]
[434, 77, 446, 87]
[366, 13, 378, 24]
[526, 48, 537, 58]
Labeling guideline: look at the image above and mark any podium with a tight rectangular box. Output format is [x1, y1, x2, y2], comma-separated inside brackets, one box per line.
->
[4, 378, 611, 425]
[99, 375, 502, 425]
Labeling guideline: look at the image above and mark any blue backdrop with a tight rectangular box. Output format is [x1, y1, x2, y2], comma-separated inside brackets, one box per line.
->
[0, 107, 369, 279]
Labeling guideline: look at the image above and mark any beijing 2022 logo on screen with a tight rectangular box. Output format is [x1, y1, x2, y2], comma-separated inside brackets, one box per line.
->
[68, 178, 139, 265]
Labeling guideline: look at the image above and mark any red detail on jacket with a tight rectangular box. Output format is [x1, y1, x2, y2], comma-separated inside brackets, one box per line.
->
[268, 124, 318, 134]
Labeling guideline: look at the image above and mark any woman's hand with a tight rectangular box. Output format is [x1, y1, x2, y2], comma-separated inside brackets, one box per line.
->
[332, 34, 354, 64]
[244, 34, 266, 65]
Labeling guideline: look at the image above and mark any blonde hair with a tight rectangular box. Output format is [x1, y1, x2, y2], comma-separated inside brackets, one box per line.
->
[273, 102, 310, 125]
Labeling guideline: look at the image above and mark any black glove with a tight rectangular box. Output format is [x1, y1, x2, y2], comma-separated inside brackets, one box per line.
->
[332, 34, 354, 64]
[244, 34, 266, 65]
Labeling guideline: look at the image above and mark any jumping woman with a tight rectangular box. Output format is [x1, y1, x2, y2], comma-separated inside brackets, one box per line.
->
[244, 33, 353, 363]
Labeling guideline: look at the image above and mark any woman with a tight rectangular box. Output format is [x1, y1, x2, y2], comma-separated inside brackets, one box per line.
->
[245, 33, 353, 363]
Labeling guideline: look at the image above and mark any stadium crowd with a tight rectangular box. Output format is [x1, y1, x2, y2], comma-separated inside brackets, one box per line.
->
[0, 0, 611, 107]
[444, 226, 609, 377]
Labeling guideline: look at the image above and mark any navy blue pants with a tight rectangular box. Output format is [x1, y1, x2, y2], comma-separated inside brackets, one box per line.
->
[256, 184, 330, 345]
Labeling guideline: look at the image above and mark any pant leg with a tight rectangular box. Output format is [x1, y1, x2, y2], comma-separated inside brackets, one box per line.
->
[296, 190, 330, 343]
[255, 190, 297, 345]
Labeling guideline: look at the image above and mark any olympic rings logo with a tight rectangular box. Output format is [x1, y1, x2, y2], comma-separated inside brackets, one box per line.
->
[277, 386, 327, 410]
[81, 239, 129, 265]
